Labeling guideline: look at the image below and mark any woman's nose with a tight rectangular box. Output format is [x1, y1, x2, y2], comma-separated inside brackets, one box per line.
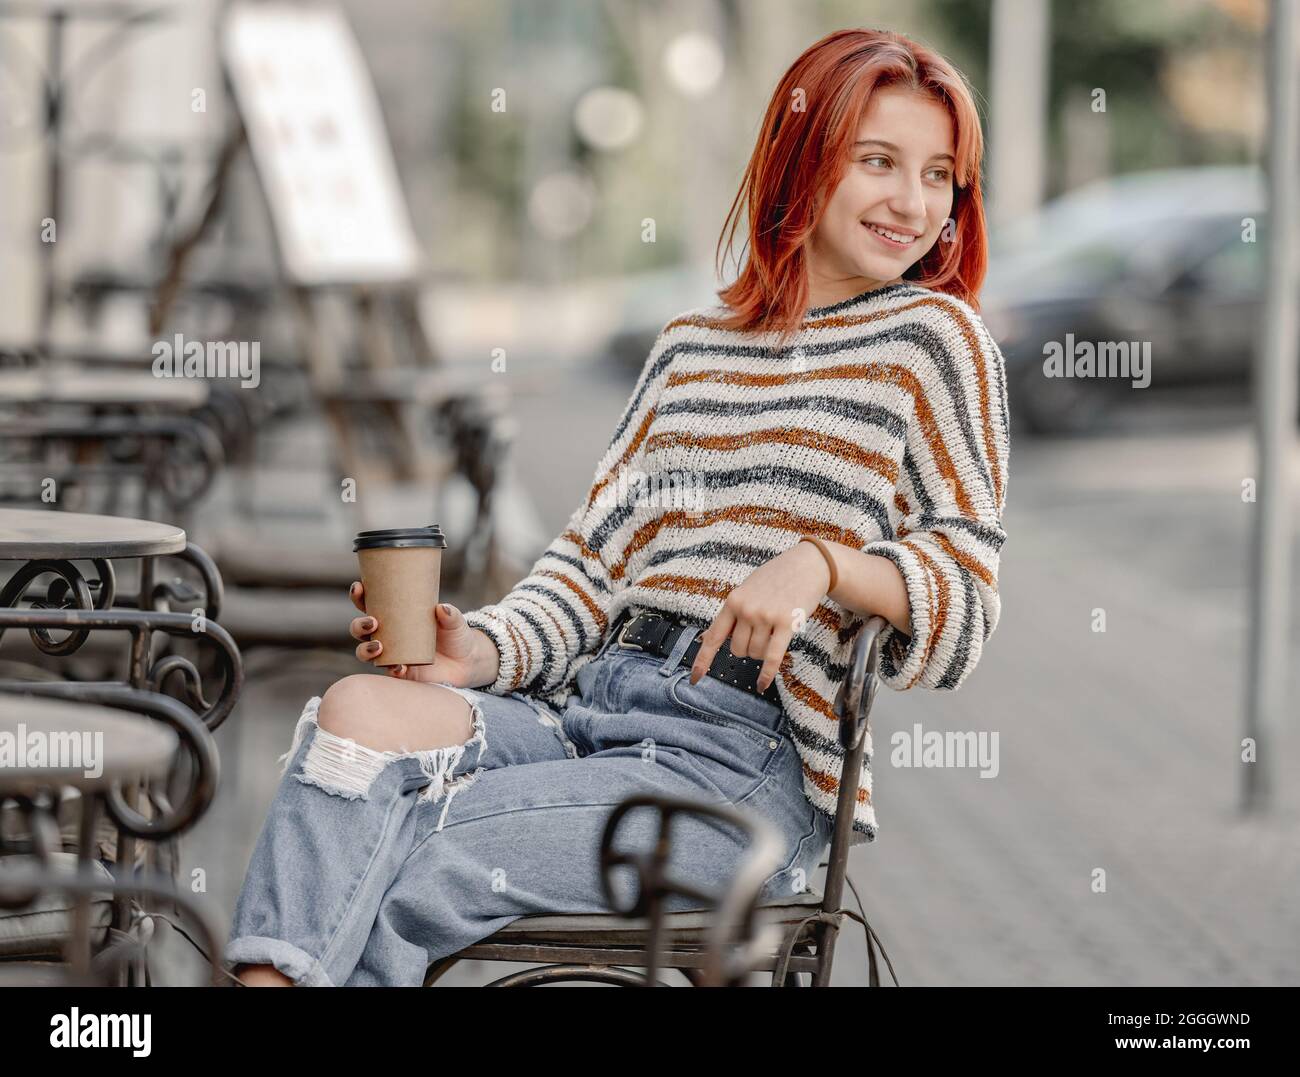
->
[887, 175, 927, 224]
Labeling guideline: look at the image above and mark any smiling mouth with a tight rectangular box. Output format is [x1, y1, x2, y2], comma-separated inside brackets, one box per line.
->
[863, 222, 920, 247]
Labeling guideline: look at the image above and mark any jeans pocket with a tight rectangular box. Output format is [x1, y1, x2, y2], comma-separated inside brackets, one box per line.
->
[667, 667, 785, 752]
[763, 812, 828, 902]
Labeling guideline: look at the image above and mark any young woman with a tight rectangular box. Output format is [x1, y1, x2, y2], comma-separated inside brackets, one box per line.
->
[227, 26, 1010, 987]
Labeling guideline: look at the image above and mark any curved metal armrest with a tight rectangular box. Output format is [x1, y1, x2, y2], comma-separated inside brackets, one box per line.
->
[833, 615, 886, 749]
[0, 606, 243, 732]
[0, 682, 219, 838]
[599, 794, 784, 987]
[819, 616, 887, 918]
[153, 541, 226, 624]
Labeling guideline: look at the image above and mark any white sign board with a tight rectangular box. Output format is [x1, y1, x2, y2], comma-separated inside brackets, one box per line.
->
[221, 2, 424, 286]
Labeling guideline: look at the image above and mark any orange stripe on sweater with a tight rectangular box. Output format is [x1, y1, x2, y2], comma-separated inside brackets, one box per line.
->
[612, 507, 863, 581]
[801, 758, 871, 804]
[646, 428, 897, 485]
[561, 529, 599, 562]
[536, 569, 609, 634]
[809, 604, 842, 633]
[900, 540, 947, 689]
[497, 616, 527, 692]
[932, 531, 996, 589]
[634, 573, 732, 602]
[780, 665, 837, 722]
[586, 407, 657, 510]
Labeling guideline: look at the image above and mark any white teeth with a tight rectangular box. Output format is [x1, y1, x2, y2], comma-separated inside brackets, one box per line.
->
[866, 223, 916, 244]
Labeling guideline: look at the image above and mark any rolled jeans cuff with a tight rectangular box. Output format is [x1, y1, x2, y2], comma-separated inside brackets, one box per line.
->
[225, 935, 335, 987]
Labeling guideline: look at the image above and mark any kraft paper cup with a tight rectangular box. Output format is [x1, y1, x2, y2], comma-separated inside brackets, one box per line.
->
[353, 525, 447, 667]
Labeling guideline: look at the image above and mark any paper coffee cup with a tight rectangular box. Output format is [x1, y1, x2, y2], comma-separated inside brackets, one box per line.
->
[353, 525, 447, 667]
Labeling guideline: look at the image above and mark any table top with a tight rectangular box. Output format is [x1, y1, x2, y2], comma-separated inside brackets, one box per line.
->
[0, 694, 177, 793]
[0, 367, 208, 408]
[0, 508, 185, 560]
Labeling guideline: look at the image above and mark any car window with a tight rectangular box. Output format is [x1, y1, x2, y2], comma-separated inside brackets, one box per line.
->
[988, 225, 1158, 294]
[1184, 228, 1265, 297]
[1026, 239, 1132, 289]
[993, 209, 1261, 296]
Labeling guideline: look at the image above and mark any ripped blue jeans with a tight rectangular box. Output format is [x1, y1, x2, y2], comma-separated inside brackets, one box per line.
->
[224, 624, 833, 986]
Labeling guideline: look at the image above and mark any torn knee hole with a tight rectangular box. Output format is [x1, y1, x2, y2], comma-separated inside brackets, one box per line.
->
[294, 724, 399, 800]
[280, 690, 488, 807]
[278, 695, 322, 776]
[411, 688, 489, 828]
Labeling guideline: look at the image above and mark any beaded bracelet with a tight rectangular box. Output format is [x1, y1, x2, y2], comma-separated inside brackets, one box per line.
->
[797, 535, 839, 595]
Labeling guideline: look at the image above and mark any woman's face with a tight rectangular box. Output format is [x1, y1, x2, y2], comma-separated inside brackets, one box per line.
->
[806, 85, 956, 303]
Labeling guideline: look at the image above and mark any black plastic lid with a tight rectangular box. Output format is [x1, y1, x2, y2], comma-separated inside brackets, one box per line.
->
[353, 524, 447, 552]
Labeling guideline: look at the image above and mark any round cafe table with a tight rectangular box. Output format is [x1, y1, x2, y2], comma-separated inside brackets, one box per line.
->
[0, 504, 240, 732]
[0, 368, 208, 410]
[0, 506, 185, 561]
[0, 505, 239, 732]
[0, 507, 188, 674]
[0, 507, 187, 655]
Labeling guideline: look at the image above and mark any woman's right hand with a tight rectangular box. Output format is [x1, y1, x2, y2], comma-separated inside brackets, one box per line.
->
[348, 582, 496, 687]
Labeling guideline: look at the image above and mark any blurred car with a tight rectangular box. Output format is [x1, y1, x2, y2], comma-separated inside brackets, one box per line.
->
[980, 166, 1271, 435]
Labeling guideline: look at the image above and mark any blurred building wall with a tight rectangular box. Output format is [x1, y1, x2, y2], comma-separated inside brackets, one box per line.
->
[0, 0, 225, 344]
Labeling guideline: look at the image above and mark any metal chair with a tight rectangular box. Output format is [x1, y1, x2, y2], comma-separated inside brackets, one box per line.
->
[0, 692, 224, 986]
[424, 616, 896, 987]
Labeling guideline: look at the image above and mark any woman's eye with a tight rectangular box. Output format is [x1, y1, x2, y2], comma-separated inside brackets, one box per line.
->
[858, 157, 948, 182]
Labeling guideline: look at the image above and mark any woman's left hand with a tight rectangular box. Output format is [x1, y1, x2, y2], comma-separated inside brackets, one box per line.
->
[688, 541, 834, 693]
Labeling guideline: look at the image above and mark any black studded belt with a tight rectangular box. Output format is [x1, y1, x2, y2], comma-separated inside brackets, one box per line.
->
[609, 610, 782, 707]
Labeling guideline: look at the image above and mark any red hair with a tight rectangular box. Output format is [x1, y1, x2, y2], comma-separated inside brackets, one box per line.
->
[715, 27, 988, 345]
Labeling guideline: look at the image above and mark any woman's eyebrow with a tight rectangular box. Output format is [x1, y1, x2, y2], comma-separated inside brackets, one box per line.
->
[854, 138, 955, 163]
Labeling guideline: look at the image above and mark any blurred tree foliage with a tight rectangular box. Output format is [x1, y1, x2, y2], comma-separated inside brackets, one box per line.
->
[930, 0, 1260, 193]
[427, 0, 1262, 279]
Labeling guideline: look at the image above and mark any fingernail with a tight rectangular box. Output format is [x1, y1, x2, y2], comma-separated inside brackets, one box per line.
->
[367, 642, 379, 653]
[362, 618, 375, 630]
[439, 603, 451, 615]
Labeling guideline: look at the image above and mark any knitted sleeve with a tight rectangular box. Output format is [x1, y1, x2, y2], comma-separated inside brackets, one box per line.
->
[859, 299, 1011, 691]
[462, 323, 675, 696]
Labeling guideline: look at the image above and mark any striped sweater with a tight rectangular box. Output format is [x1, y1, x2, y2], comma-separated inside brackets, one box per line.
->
[464, 280, 1010, 844]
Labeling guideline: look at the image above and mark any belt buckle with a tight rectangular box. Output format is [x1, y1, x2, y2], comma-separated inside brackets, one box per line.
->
[617, 616, 644, 651]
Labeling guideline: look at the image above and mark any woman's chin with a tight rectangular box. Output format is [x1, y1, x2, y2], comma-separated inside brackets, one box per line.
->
[850, 258, 908, 282]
